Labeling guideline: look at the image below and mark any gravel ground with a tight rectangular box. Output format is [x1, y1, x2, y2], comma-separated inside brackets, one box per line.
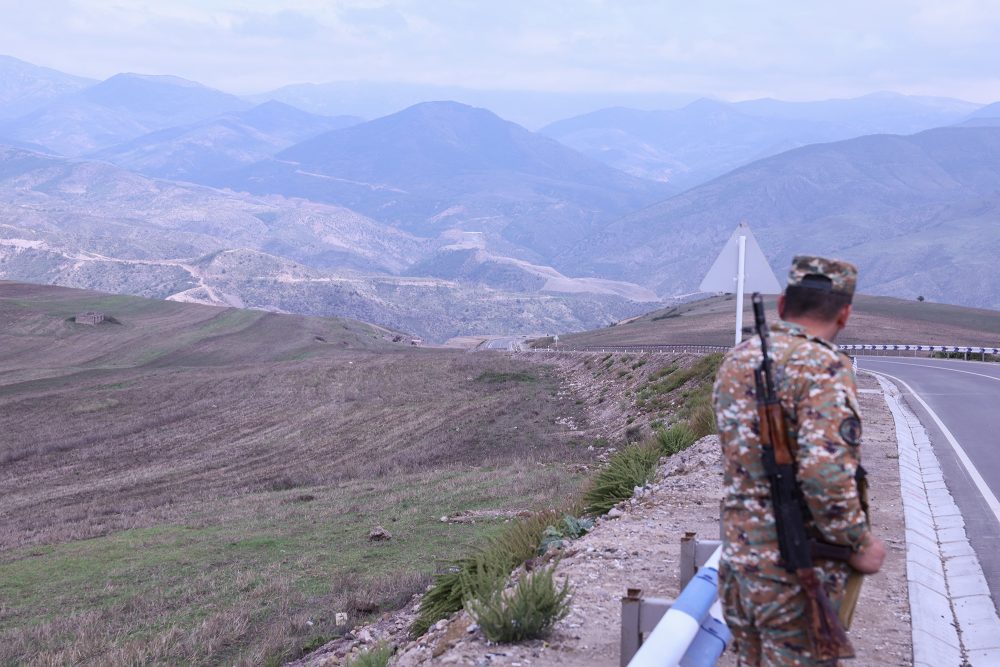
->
[299, 371, 911, 667]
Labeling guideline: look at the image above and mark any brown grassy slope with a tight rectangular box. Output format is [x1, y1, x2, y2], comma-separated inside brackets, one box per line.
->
[553, 294, 1000, 348]
[0, 281, 396, 382]
[0, 282, 597, 666]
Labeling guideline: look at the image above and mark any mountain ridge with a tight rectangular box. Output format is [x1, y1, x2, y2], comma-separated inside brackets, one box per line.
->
[559, 125, 1000, 309]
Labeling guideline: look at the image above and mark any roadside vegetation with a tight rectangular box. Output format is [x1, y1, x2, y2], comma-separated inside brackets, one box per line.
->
[408, 350, 724, 644]
[466, 565, 572, 643]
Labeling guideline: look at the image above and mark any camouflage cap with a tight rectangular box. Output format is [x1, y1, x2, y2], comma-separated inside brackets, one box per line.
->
[787, 255, 857, 297]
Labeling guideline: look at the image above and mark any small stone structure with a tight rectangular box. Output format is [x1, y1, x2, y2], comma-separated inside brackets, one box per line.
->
[368, 525, 392, 542]
[75, 311, 105, 326]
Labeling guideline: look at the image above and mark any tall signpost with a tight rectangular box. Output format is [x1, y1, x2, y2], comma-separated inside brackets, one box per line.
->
[699, 223, 781, 346]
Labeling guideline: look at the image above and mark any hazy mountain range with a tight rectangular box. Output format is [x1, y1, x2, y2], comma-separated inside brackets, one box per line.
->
[540, 94, 981, 188]
[566, 125, 1000, 309]
[2, 53, 1000, 337]
[89, 101, 361, 182]
[0, 55, 94, 120]
[213, 101, 672, 262]
[0, 145, 655, 339]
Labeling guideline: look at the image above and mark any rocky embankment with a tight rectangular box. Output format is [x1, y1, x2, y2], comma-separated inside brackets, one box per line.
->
[294, 373, 911, 667]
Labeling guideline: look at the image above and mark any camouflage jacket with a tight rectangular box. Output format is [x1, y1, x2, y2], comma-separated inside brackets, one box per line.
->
[713, 321, 871, 580]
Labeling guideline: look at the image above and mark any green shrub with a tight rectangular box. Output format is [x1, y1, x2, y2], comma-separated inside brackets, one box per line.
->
[345, 643, 393, 667]
[582, 443, 660, 515]
[466, 566, 571, 643]
[410, 511, 560, 637]
[475, 371, 537, 384]
[656, 423, 697, 456]
[688, 400, 718, 438]
[537, 515, 594, 554]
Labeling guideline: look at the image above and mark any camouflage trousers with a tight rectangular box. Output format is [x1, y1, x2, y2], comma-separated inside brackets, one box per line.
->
[719, 561, 850, 667]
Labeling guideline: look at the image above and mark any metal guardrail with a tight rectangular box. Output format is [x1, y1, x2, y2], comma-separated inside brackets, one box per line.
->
[842, 344, 1000, 354]
[621, 534, 725, 666]
[529, 342, 998, 358]
[534, 344, 731, 354]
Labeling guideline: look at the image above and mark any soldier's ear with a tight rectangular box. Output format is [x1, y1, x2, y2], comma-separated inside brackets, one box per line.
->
[836, 303, 853, 329]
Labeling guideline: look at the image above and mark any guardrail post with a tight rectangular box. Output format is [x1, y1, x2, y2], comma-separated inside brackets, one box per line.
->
[621, 588, 642, 666]
[680, 531, 697, 589]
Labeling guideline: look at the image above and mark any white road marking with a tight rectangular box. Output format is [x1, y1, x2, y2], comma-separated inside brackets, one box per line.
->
[866, 369, 1000, 528]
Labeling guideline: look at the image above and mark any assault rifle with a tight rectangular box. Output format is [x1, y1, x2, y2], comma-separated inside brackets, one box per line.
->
[751, 292, 855, 661]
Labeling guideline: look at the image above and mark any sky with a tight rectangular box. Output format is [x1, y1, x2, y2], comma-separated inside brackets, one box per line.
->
[2, 0, 1000, 102]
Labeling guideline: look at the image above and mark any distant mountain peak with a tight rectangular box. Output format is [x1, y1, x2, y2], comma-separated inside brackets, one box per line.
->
[107, 72, 208, 89]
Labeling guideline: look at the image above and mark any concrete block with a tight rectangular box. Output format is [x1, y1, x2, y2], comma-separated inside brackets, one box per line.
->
[948, 572, 991, 599]
[905, 527, 939, 555]
[911, 628, 963, 667]
[941, 540, 977, 559]
[945, 555, 987, 581]
[908, 559, 947, 591]
[903, 500, 935, 526]
[910, 581, 954, 627]
[954, 596, 1000, 650]
[966, 647, 1000, 665]
[937, 525, 970, 544]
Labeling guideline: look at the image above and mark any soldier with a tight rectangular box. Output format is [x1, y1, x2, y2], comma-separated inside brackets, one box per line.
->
[712, 256, 887, 666]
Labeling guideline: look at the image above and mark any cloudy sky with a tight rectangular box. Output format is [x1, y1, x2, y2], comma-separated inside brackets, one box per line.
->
[3, 0, 1000, 102]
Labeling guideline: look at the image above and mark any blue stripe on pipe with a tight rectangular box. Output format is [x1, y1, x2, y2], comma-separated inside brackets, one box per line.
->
[669, 567, 719, 620]
[680, 616, 732, 667]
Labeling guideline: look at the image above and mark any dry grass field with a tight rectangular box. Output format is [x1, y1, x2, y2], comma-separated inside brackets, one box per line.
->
[0, 282, 597, 666]
[553, 293, 1000, 348]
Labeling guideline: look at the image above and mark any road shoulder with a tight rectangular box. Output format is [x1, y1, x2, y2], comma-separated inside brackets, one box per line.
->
[871, 372, 1000, 666]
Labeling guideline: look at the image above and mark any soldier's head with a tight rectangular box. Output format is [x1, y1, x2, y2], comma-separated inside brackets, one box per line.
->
[777, 255, 857, 339]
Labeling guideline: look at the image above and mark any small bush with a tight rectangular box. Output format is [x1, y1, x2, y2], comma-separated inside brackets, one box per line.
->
[688, 401, 718, 438]
[345, 643, 393, 667]
[582, 443, 660, 515]
[475, 371, 537, 384]
[410, 511, 561, 636]
[466, 566, 571, 643]
[537, 515, 594, 554]
[656, 423, 697, 456]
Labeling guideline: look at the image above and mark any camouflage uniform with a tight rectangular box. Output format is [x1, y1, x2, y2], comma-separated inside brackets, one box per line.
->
[713, 256, 871, 666]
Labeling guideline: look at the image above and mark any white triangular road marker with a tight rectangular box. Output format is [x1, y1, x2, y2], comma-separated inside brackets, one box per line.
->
[699, 223, 781, 346]
[699, 222, 781, 294]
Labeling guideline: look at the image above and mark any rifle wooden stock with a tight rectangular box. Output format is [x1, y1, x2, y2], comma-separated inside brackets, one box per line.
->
[758, 402, 794, 465]
[798, 567, 855, 661]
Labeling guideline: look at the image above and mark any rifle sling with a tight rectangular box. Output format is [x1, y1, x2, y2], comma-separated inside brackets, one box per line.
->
[811, 540, 853, 561]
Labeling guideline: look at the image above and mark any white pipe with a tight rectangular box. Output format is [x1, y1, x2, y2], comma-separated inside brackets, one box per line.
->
[734, 235, 746, 347]
[628, 547, 723, 667]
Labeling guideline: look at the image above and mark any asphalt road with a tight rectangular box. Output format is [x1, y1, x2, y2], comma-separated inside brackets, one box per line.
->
[858, 356, 1000, 609]
[480, 337, 525, 351]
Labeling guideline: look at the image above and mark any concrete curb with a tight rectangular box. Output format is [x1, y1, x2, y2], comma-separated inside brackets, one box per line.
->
[873, 374, 1000, 666]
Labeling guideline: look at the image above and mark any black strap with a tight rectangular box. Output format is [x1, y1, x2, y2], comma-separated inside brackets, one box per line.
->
[810, 540, 853, 561]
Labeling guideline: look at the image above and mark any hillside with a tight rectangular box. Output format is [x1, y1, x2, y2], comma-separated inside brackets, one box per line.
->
[557, 126, 1000, 309]
[89, 101, 361, 182]
[214, 101, 673, 262]
[0, 281, 601, 666]
[0, 55, 94, 120]
[0, 73, 250, 155]
[549, 294, 1000, 348]
[540, 93, 980, 188]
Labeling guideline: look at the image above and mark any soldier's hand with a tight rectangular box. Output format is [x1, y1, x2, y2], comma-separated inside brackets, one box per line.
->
[849, 535, 887, 574]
